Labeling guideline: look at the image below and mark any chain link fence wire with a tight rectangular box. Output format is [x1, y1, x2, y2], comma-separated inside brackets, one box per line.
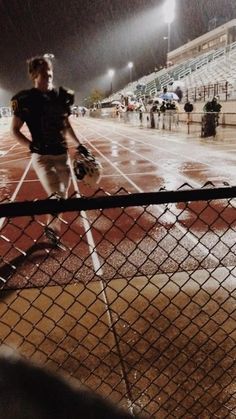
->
[1, 184, 236, 418]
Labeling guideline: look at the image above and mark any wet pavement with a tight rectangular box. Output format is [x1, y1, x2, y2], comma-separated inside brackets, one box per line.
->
[1, 117, 236, 201]
[1, 116, 236, 417]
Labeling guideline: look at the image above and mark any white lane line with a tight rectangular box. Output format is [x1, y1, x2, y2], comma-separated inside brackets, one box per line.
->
[0, 144, 16, 149]
[0, 145, 18, 158]
[2, 179, 41, 184]
[1, 151, 103, 277]
[87, 120, 236, 185]
[77, 127, 219, 265]
[81, 117, 236, 169]
[77, 131, 142, 192]
[0, 156, 31, 165]
[78, 124, 202, 189]
[0, 157, 32, 230]
[10, 157, 33, 202]
[68, 158, 103, 276]
[74, 119, 235, 188]
[3, 148, 29, 156]
[0, 151, 29, 160]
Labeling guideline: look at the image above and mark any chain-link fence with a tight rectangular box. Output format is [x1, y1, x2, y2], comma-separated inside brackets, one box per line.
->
[1, 185, 236, 418]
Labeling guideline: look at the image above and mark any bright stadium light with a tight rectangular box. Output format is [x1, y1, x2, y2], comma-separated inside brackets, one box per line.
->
[128, 62, 134, 83]
[163, 0, 176, 59]
[108, 69, 115, 78]
[108, 69, 115, 94]
[163, 0, 175, 24]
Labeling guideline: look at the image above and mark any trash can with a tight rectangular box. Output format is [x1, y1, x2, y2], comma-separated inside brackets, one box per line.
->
[201, 113, 216, 137]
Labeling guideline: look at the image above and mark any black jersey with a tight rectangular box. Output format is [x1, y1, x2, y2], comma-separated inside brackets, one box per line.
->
[11, 87, 74, 155]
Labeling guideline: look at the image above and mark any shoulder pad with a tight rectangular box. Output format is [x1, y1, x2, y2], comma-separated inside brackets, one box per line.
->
[11, 90, 31, 102]
[11, 90, 30, 113]
[59, 86, 74, 106]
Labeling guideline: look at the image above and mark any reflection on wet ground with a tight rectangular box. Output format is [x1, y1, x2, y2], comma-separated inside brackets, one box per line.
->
[1, 117, 236, 417]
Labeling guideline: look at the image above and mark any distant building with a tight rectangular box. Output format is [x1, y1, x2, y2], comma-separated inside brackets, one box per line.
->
[168, 19, 236, 66]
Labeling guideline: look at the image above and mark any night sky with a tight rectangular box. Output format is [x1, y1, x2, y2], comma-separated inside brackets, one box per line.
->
[0, 0, 236, 105]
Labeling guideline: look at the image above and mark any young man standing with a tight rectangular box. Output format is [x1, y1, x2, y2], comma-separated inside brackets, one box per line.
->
[10, 55, 88, 245]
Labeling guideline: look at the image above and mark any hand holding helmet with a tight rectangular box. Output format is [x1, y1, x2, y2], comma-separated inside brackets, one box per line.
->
[77, 144, 90, 157]
[73, 144, 102, 187]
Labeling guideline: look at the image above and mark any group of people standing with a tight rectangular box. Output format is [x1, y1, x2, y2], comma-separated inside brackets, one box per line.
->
[139, 91, 222, 136]
[183, 95, 222, 137]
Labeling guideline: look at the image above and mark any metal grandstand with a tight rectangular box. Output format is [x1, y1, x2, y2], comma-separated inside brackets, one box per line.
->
[104, 20, 236, 104]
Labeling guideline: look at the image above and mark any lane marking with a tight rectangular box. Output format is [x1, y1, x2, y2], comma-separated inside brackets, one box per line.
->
[0, 156, 32, 165]
[0, 130, 103, 276]
[76, 126, 219, 265]
[68, 158, 103, 277]
[0, 157, 32, 230]
[81, 117, 236, 169]
[77, 123, 202, 189]
[85, 120, 236, 184]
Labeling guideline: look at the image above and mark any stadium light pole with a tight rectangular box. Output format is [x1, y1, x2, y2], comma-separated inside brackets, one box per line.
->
[163, 0, 175, 65]
[108, 69, 115, 95]
[128, 62, 134, 83]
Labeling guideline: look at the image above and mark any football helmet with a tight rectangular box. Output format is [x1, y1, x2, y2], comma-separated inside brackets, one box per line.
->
[73, 145, 102, 187]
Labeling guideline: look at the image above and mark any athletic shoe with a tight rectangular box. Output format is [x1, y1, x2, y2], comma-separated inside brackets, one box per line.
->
[44, 226, 61, 247]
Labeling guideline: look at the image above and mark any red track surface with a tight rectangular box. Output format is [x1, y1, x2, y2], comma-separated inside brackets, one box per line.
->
[2, 117, 236, 200]
[1, 117, 236, 288]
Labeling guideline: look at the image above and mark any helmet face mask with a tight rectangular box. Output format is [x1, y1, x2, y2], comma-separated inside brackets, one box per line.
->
[73, 152, 102, 187]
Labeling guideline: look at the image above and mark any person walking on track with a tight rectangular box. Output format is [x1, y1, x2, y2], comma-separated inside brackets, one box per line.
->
[10, 55, 89, 246]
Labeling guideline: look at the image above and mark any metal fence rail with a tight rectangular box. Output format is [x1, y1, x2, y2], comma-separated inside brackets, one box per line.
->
[1, 185, 236, 418]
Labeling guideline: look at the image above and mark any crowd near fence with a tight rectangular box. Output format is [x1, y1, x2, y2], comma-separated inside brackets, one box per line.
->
[90, 108, 236, 135]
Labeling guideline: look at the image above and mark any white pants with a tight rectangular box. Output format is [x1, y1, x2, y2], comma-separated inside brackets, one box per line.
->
[31, 153, 71, 198]
[31, 153, 71, 232]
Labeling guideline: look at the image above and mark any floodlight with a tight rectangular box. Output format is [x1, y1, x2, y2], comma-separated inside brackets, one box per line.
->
[107, 69, 115, 94]
[163, 0, 175, 24]
[108, 69, 115, 78]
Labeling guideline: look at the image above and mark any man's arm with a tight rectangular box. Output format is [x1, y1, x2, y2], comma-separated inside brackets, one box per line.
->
[10, 115, 31, 148]
[64, 116, 82, 146]
[64, 117, 90, 156]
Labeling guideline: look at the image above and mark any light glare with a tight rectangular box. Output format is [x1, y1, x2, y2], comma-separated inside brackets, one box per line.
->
[163, 0, 175, 23]
[43, 53, 55, 59]
[108, 69, 115, 78]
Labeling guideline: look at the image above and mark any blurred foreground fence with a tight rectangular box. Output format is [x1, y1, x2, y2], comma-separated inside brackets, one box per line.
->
[1, 185, 236, 418]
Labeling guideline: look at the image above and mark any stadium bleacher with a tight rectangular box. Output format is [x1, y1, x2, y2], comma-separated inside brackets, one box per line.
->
[104, 38, 236, 105]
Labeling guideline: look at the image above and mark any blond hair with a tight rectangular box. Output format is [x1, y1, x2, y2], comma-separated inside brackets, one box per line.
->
[27, 56, 53, 80]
